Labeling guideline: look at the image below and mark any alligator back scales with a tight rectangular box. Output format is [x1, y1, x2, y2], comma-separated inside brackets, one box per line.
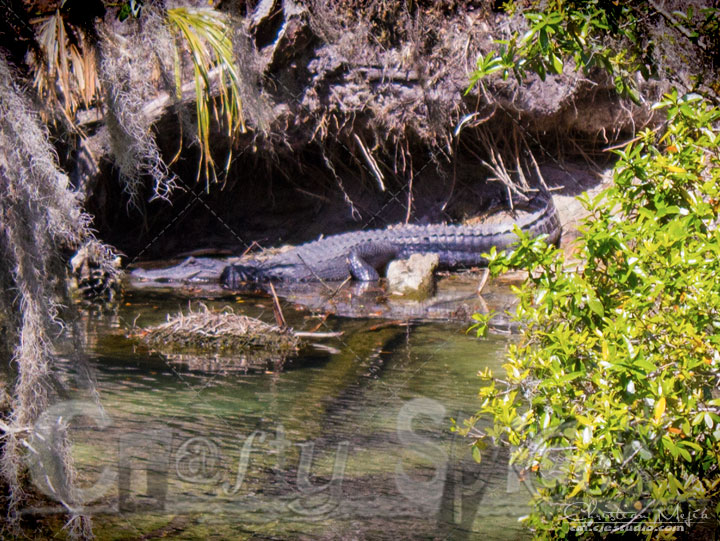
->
[219, 195, 561, 286]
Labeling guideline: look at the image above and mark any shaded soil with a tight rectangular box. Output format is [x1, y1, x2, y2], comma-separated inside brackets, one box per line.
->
[76, 0, 651, 262]
[95, 155, 611, 264]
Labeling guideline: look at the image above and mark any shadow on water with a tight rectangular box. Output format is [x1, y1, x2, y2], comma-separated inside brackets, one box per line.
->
[24, 293, 534, 540]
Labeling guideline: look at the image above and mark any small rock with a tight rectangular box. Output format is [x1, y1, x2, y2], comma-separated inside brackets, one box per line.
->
[386, 253, 439, 298]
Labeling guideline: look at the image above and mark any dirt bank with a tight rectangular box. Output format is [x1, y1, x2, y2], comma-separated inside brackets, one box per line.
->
[70, 0, 659, 261]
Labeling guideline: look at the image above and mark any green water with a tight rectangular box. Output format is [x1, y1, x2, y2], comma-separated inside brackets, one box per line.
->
[37, 294, 532, 540]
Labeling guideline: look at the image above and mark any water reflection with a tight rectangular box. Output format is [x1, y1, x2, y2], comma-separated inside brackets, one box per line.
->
[35, 296, 532, 539]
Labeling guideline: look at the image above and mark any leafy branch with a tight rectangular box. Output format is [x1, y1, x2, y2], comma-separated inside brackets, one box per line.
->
[464, 91, 720, 537]
[468, 1, 653, 103]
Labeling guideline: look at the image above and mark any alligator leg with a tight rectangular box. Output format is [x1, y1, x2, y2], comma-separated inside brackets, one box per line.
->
[347, 251, 380, 281]
[220, 264, 264, 289]
[220, 265, 242, 289]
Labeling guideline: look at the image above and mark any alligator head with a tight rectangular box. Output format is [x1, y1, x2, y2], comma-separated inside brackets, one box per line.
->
[131, 257, 228, 284]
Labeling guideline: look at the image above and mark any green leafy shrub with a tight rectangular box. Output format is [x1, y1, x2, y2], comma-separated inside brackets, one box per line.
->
[468, 0, 652, 102]
[469, 2, 720, 104]
[465, 91, 720, 537]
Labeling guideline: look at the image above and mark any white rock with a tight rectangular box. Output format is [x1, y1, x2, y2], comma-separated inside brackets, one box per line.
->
[386, 253, 439, 297]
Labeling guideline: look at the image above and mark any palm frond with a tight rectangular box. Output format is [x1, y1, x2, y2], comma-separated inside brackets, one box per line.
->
[30, 10, 100, 125]
[166, 7, 246, 189]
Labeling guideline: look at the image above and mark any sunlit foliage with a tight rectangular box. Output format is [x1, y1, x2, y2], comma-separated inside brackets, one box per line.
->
[465, 92, 720, 537]
[166, 7, 246, 188]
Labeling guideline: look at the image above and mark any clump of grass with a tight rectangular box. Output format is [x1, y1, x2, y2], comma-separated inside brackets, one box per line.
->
[136, 304, 299, 354]
[166, 7, 247, 188]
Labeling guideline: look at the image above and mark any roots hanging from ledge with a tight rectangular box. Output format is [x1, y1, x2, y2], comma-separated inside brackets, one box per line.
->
[0, 55, 117, 539]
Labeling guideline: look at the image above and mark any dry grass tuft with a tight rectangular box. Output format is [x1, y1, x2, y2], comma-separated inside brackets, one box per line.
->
[29, 9, 101, 127]
[137, 304, 300, 353]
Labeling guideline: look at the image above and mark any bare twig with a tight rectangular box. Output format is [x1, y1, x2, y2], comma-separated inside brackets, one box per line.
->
[476, 268, 490, 296]
[354, 133, 386, 191]
[269, 282, 287, 329]
[295, 331, 344, 338]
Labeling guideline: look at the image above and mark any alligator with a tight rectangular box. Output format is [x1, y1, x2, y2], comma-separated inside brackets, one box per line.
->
[130, 194, 561, 288]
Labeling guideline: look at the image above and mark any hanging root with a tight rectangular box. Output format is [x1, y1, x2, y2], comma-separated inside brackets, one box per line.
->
[0, 55, 97, 538]
[98, 7, 177, 204]
[472, 124, 552, 202]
